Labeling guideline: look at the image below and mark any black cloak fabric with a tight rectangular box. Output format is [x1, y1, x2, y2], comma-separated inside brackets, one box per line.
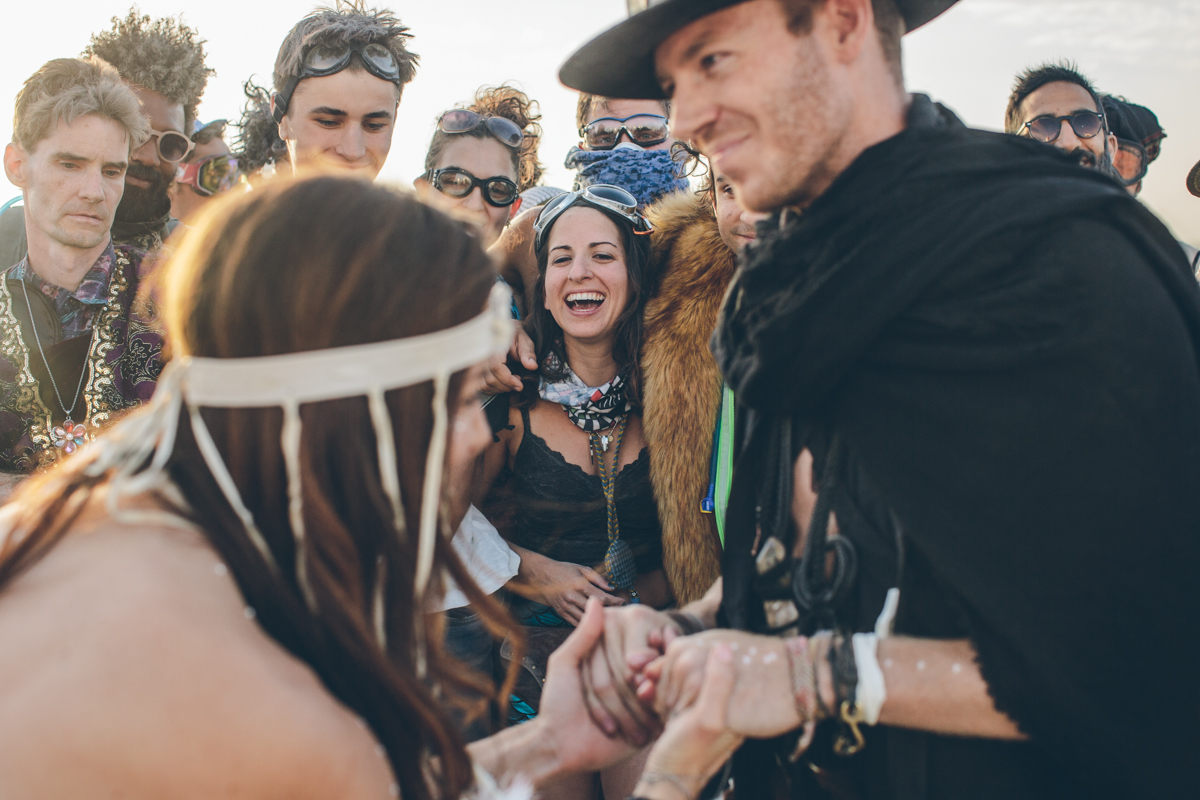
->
[714, 95, 1200, 798]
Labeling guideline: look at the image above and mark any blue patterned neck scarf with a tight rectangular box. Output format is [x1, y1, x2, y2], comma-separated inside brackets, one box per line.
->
[564, 145, 689, 208]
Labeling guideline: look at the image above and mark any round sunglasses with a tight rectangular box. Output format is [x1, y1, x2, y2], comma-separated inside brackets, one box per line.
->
[1021, 110, 1105, 144]
[438, 109, 524, 149]
[147, 128, 195, 163]
[429, 167, 519, 207]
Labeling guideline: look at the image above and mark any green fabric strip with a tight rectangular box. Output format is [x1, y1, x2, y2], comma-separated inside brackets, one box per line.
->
[714, 384, 736, 548]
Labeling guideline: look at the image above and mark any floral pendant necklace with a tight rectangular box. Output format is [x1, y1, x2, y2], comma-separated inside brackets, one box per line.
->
[22, 279, 91, 455]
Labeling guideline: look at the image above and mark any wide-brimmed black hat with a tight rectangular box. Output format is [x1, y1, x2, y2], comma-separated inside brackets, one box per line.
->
[1187, 158, 1200, 198]
[561, 0, 962, 99]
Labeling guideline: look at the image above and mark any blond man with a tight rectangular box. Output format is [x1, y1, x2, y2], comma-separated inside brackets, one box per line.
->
[0, 57, 165, 486]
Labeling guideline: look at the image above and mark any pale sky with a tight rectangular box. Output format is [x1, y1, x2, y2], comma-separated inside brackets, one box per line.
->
[1, 0, 1197, 244]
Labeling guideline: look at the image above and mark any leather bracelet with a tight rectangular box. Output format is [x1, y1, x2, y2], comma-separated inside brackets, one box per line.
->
[664, 609, 705, 636]
[784, 636, 820, 762]
[829, 631, 865, 756]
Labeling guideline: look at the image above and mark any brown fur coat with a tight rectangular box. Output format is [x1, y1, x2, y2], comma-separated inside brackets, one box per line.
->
[641, 192, 738, 604]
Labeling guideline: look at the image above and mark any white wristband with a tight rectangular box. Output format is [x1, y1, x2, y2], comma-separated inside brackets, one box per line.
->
[852, 632, 887, 726]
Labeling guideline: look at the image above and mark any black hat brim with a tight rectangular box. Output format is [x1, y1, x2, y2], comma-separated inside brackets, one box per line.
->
[1188, 158, 1200, 198]
[560, 0, 962, 100]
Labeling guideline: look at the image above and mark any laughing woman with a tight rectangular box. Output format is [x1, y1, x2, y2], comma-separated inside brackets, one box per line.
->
[479, 184, 670, 692]
[477, 184, 668, 800]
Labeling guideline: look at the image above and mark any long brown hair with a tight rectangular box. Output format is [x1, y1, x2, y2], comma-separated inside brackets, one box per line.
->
[0, 176, 515, 800]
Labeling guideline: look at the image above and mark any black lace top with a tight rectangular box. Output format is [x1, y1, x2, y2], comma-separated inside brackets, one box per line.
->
[509, 406, 663, 574]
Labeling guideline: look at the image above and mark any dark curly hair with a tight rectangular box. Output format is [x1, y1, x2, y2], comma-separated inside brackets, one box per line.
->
[85, 7, 213, 131]
[423, 84, 544, 193]
[234, 78, 289, 174]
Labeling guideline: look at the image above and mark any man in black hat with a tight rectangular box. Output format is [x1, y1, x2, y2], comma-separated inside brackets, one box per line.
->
[562, 1, 1200, 799]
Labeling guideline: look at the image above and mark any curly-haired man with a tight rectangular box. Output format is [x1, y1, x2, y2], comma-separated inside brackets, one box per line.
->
[0, 9, 213, 263]
[270, 2, 418, 178]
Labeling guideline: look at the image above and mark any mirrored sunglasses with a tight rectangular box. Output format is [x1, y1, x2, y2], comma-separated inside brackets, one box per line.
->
[582, 114, 670, 150]
[1022, 111, 1105, 144]
[1112, 141, 1149, 188]
[177, 153, 240, 197]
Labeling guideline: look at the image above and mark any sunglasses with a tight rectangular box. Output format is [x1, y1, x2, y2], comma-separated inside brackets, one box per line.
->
[1021, 110, 1105, 144]
[439, 109, 524, 149]
[147, 128, 195, 163]
[429, 167, 520, 207]
[533, 184, 654, 253]
[273, 43, 402, 122]
[581, 114, 670, 150]
[176, 153, 240, 197]
[1112, 140, 1149, 188]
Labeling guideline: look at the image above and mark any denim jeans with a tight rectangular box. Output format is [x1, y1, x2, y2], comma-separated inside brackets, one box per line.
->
[441, 605, 494, 742]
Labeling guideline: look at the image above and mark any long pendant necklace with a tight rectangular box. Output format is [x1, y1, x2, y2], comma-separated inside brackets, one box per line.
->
[591, 416, 637, 592]
[22, 279, 90, 455]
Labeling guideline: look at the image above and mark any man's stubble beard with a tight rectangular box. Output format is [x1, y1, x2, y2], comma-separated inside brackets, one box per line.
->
[753, 52, 847, 213]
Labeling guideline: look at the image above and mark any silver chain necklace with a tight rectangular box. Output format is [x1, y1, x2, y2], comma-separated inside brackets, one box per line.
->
[21, 277, 91, 454]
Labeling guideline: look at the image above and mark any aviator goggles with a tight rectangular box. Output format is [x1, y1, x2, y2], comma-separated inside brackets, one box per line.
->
[176, 153, 241, 197]
[428, 167, 520, 207]
[272, 43, 403, 123]
[1021, 110, 1105, 144]
[580, 113, 670, 150]
[147, 128, 196, 163]
[533, 184, 653, 253]
[438, 109, 524, 149]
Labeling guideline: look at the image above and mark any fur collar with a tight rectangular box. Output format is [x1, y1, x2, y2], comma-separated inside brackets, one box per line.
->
[640, 191, 738, 603]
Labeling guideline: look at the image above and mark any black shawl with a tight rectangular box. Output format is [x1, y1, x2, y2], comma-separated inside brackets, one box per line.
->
[715, 96, 1200, 797]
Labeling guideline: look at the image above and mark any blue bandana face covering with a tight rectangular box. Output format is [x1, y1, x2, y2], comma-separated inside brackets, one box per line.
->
[564, 145, 690, 208]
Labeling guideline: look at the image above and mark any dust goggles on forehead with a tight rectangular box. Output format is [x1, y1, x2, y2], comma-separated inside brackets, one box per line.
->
[581, 114, 669, 150]
[272, 43, 403, 123]
[147, 128, 195, 163]
[439, 109, 524, 148]
[533, 184, 653, 253]
[176, 153, 240, 197]
[1021, 110, 1105, 144]
[429, 167, 519, 207]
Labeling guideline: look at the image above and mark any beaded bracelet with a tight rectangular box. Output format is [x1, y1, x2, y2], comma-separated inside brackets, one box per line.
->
[783, 636, 820, 760]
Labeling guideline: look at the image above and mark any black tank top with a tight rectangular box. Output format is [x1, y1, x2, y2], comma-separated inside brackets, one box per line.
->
[510, 406, 663, 574]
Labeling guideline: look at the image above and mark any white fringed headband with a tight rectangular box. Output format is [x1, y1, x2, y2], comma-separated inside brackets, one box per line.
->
[87, 283, 514, 647]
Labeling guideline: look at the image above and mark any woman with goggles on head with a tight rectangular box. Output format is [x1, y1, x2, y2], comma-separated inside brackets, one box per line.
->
[475, 184, 665, 800]
[416, 85, 544, 251]
[169, 120, 241, 225]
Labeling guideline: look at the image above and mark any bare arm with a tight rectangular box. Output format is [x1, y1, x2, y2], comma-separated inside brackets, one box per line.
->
[876, 636, 1022, 739]
[646, 630, 1024, 742]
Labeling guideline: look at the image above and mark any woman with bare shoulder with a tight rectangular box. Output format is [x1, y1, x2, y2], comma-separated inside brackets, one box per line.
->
[0, 175, 740, 800]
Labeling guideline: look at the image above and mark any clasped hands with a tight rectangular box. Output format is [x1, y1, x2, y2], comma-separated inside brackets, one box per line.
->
[580, 605, 811, 747]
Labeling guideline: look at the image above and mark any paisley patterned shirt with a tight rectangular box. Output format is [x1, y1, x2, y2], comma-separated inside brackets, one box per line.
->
[7, 245, 116, 342]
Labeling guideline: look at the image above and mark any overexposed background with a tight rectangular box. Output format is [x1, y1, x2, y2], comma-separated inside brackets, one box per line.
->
[0, 0, 1196, 244]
